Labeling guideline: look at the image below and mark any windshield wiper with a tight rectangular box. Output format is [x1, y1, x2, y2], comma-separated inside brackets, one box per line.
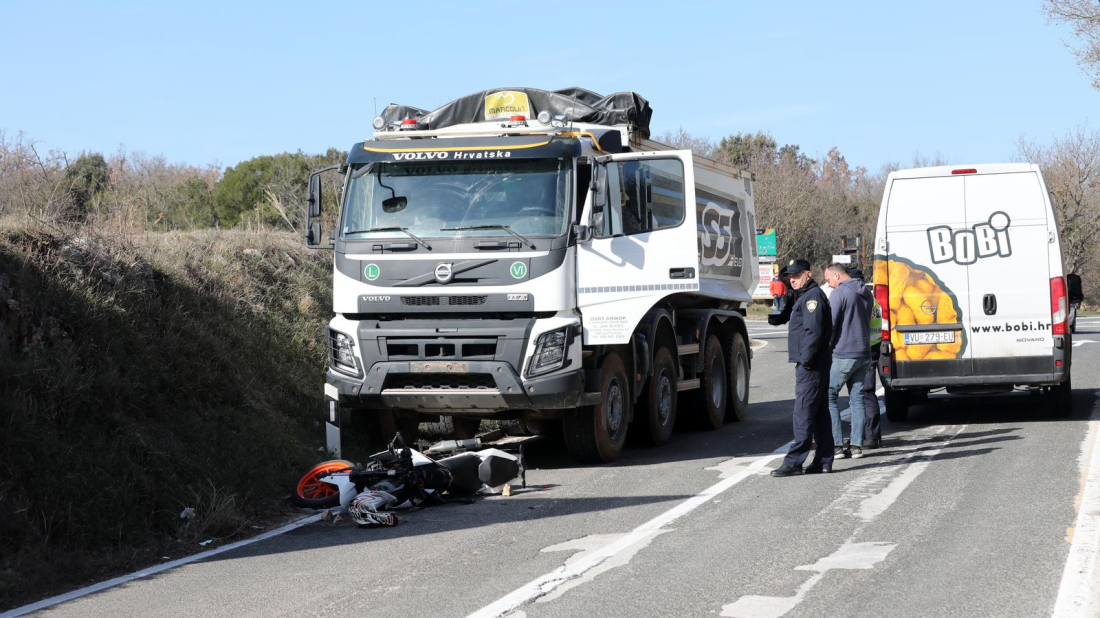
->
[441, 225, 536, 249]
[344, 226, 431, 250]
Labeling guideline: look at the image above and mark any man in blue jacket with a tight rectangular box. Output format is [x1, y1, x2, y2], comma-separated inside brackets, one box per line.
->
[769, 259, 835, 476]
[824, 263, 874, 458]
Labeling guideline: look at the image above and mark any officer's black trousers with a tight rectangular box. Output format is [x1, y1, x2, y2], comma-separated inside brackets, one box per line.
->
[863, 342, 882, 443]
[783, 363, 835, 469]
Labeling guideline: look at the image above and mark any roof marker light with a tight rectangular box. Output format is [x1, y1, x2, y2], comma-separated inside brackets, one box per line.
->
[510, 115, 526, 122]
[401, 118, 418, 126]
[951, 168, 977, 175]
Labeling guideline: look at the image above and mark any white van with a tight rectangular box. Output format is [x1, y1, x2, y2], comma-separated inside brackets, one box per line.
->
[871, 164, 1082, 420]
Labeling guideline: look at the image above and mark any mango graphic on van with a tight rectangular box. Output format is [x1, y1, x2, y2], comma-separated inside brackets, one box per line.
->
[872, 255, 966, 362]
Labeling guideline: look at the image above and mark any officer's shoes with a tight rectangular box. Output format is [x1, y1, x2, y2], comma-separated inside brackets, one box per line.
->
[850, 447, 864, 459]
[770, 465, 803, 477]
[804, 464, 832, 474]
[835, 446, 851, 459]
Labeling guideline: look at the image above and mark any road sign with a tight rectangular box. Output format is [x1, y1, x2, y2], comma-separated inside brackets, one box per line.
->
[756, 229, 777, 256]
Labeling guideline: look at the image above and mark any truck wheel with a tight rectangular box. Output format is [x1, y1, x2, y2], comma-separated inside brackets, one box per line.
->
[563, 352, 630, 463]
[377, 410, 420, 450]
[424, 416, 481, 439]
[502, 418, 559, 437]
[725, 332, 750, 422]
[1050, 376, 1073, 417]
[690, 334, 727, 430]
[884, 388, 909, 422]
[633, 346, 678, 446]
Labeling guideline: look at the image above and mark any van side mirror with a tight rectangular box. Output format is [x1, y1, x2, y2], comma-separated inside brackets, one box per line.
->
[1067, 273, 1084, 304]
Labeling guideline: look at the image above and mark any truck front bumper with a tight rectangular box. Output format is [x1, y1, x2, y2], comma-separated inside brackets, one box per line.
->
[326, 363, 585, 412]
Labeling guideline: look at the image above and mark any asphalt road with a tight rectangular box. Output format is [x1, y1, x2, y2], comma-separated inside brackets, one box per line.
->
[14, 319, 1100, 618]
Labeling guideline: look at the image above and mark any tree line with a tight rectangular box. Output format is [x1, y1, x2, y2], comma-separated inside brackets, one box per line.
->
[3, 125, 1099, 295]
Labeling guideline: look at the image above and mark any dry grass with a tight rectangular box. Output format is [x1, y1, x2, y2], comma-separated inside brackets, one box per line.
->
[0, 220, 334, 609]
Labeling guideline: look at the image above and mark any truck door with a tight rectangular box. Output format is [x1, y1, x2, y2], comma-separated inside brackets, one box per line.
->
[576, 152, 697, 345]
[885, 175, 973, 375]
[961, 172, 1053, 372]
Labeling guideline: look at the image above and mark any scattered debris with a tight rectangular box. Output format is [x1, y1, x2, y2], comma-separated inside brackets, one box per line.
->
[179, 507, 196, 521]
[198, 539, 213, 547]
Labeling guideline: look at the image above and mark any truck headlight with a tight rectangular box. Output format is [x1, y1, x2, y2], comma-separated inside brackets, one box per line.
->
[528, 327, 568, 377]
[330, 331, 358, 373]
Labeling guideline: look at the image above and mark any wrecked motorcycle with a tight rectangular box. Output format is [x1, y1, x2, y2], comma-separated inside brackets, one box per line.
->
[293, 433, 525, 526]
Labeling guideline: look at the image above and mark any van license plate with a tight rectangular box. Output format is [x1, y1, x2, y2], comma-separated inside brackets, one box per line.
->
[903, 332, 955, 345]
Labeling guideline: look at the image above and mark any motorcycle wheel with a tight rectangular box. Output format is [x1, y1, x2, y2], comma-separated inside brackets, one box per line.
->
[293, 459, 354, 508]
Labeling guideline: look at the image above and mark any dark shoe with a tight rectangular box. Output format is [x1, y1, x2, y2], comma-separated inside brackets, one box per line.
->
[864, 438, 882, 449]
[805, 464, 832, 474]
[850, 446, 864, 459]
[835, 446, 851, 459]
[771, 465, 803, 477]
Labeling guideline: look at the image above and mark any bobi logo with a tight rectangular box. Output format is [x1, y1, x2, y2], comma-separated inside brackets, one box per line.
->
[927, 212, 1012, 265]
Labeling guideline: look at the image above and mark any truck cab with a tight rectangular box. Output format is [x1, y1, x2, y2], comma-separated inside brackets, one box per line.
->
[307, 88, 759, 462]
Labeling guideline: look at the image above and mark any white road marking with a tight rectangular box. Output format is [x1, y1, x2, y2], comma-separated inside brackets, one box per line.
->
[750, 339, 769, 351]
[875, 387, 885, 397]
[720, 424, 964, 618]
[1072, 340, 1096, 347]
[1052, 412, 1100, 618]
[721, 542, 897, 618]
[0, 513, 326, 618]
[535, 531, 671, 603]
[465, 445, 791, 618]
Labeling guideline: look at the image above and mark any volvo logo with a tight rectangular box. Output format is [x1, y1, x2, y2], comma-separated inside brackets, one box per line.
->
[361, 295, 391, 302]
[434, 263, 454, 284]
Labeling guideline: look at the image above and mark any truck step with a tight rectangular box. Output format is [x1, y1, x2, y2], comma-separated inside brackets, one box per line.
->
[677, 344, 700, 357]
[676, 379, 700, 392]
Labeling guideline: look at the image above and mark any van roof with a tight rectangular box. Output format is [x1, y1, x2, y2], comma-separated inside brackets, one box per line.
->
[888, 163, 1040, 180]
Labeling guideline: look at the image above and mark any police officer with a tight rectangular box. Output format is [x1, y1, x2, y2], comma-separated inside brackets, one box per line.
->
[769, 259, 835, 476]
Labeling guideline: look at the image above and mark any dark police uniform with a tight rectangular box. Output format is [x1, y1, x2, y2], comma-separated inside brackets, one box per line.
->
[771, 273, 835, 473]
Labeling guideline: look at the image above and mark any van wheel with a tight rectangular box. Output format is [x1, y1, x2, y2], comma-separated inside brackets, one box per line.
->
[687, 335, 727, 430]
[725, 332, 750, 422]
[884, 388, 909, 422]
[1050, 377, 1073, 418]
[563, 352, 630, 462]
[633, 346, 678, 446]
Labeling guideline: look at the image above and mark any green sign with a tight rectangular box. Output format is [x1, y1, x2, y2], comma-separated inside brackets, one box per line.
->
[509, 261, 527, 279]
[756, 229, 777, 256]
[364, 263, 380, 280]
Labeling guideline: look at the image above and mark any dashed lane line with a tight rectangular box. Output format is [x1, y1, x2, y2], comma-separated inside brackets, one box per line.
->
[1052, 410, 1100, 618]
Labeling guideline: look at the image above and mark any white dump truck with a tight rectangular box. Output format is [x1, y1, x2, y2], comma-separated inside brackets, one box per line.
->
[305, 87, 760, 462]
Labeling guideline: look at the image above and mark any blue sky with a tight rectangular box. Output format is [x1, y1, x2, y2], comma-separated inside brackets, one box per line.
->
[1, 1, 1094, 173]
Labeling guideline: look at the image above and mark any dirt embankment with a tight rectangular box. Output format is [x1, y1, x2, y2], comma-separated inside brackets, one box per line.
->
[0, 224, 334, 609]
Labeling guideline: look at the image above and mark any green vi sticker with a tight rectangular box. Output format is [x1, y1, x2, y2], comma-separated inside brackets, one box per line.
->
[509, 261, 527, 279]
[364, 263, 380, 281]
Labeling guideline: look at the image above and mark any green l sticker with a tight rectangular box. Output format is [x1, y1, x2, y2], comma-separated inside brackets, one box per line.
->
[364, 263, 380, 280]
[509, 261, 527, 279]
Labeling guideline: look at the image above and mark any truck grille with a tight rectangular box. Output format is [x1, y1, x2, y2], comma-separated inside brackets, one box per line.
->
[384, 374, 497, 391]
[400, 295, 487, 307]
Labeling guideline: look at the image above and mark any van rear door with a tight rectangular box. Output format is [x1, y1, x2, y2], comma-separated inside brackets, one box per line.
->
[885, 175, 973, 377]
[961, 171, 1053, 374]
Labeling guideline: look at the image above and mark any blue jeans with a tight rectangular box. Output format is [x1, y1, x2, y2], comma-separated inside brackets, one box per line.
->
[828, 357, 869, 448]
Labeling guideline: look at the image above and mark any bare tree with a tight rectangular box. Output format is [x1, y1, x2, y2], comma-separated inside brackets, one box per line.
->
[1018, 126, 1100, 276]
[1045, 0, 1100, 88]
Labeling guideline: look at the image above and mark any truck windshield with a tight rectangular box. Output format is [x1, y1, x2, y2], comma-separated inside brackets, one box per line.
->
[342, 159, 569, 240]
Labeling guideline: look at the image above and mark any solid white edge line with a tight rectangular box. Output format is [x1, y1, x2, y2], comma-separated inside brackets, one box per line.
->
[1052, 413, 1100, 618]
[466, 442, 793, 618]
[0, 513, 326, 618]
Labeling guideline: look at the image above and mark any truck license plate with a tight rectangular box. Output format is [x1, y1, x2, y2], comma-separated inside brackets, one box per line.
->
[410, 362, 469, 373]
[903, 331, 955, 345]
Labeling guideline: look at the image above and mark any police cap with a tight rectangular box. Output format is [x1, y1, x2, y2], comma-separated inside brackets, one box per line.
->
[785, 259, 811, 275]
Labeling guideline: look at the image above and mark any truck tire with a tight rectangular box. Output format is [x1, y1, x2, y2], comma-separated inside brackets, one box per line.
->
[502, 418, 559, 437]
[884, 388, 909, 423]
[424, 415, 481, 439]
[689, 334, 727, 430]
[633, 346, 678, 446]
[563, 352, 630, 463]
[725, 332, 750, 422]
[376, 410, 421, 450]
[1050, 376, 1073, 418]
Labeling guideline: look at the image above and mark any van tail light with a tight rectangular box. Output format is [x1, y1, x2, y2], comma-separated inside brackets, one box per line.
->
[1051, 276, 1068, 335]
[875, 284, 891, 342]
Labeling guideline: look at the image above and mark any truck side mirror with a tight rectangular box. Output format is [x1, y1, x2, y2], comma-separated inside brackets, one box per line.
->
[591, 164, 607, 209]
[307, 174, 322, 219]
[305, 222, 323, 247]
[573, 223, 592, 243]
[1067, 273, 1084, 304]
